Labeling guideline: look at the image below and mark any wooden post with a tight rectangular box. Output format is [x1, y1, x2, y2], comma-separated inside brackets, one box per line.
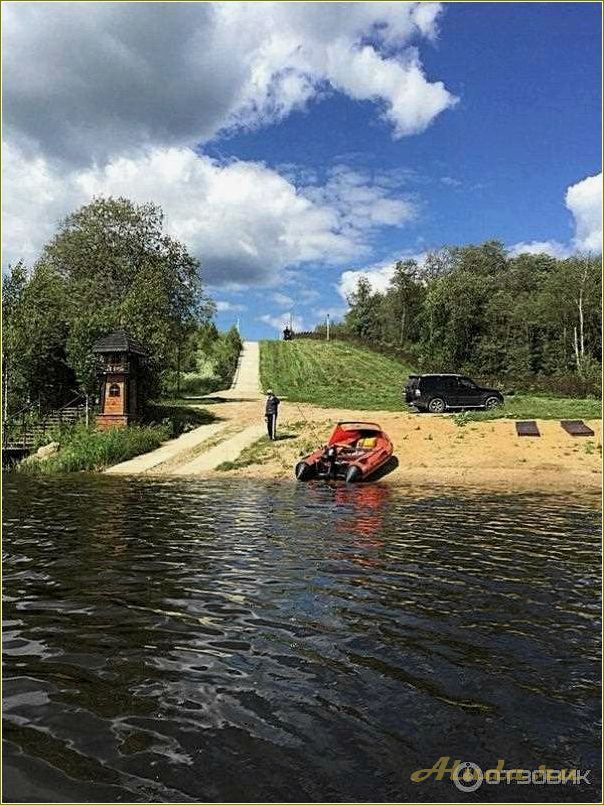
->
[326, 313, 330, 341]
[3, 357, 7, 423]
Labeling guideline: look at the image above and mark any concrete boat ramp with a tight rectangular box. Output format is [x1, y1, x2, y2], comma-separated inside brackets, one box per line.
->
[105, 341, 265, 477]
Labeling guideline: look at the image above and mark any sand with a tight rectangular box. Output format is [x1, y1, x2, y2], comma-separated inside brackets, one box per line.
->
[166, 397, 601, 498]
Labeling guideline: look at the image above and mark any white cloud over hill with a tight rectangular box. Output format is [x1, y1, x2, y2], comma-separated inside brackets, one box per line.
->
[343, 173, 602, 298]
[2, 143, 416, 285]
[565, 173, 602, 253]
[509, 172, 602, 259]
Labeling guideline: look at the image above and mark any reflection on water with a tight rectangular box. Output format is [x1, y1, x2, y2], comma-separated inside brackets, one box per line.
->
[2, 474, 601, 803]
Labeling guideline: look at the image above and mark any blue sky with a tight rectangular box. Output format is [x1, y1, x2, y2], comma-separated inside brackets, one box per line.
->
[3, 2, 602, 339]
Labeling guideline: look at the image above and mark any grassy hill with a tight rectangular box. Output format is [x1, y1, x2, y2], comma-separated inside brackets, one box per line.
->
[259, 340, 413, 410]
[259, 339, 601, 418]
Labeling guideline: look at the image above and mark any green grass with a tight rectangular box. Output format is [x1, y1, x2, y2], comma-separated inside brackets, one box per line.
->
[216, 436, 275, 472]
[260, 339, 600, 419]
[17, 423, 172, 474]
[16, 403, 217, 475]
[144, 402, 216, 435]
[451, 394, 601, 424]
[259, 340, 414, 410]
[172, 373, 224, 397]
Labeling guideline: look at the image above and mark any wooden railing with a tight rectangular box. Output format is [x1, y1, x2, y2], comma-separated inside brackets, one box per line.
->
[2, 393, 94, 450]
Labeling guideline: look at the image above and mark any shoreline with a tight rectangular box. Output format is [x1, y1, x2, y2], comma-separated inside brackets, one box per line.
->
[160, 400, 602, 496]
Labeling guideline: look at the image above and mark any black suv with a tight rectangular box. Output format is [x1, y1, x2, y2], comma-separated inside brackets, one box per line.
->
[404, 374, 504, 413]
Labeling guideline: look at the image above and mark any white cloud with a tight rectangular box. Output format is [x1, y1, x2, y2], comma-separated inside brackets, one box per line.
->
[338, 254, 425, 298]
[271, 292, 295, 307]
[508, 240, 570, 259]
[565, 173, 602, 253]
[298, 288, 321, 303]
[3, 2, 455, 166]
[303, 166, 417, 234]
[440, 176, 462, 188]
[510, 172, 602, 259]
[314, 306, 347, 320]
[215, 300, 246, 312]
[2, 143, 415, 285]
[259, 312, 305, 332]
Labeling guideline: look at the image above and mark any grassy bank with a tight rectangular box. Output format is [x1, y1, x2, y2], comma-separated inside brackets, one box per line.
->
[452, 394, 601, 423]
[17, 404, 215, 474]
[17, 423, 171, 474]
[216, 436, 275, 472]
[260, 339, 600, 420]
[260, 340, 413, 410]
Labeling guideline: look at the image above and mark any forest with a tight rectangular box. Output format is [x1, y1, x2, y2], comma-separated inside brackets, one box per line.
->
[321, 242, 601, 397]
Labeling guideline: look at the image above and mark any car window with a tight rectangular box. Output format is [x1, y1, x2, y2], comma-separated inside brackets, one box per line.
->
[458, 377, 477, 390]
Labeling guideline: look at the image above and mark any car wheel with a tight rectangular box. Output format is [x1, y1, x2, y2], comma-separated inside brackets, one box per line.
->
[428, 397, 446, 414]
[484, 395, 501, 410]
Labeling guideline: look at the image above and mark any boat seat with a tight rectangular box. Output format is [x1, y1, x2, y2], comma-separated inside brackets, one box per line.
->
[356, 437, 377, 449]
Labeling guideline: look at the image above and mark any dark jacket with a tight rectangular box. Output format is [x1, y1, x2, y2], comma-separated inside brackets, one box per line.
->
[265, 394, 280, 415]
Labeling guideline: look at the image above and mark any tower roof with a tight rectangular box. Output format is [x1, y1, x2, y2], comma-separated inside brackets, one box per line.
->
[92, 329, 148, 356]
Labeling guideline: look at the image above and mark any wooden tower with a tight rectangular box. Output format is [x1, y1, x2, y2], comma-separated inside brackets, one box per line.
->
[92, 330, 148, 429]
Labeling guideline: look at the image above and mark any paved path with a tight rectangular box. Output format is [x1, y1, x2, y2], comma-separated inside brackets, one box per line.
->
[169, 422, 266, 475]
[106, 341, 263, 475]
[219, 341, 261, 399]
[104, 421, 227, 475]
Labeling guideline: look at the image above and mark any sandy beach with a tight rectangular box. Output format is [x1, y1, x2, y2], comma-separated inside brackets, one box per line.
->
[156, 396, 601, 496]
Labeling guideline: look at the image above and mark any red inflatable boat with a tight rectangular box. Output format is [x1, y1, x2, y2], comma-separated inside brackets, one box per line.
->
[295, 421, 393, 483]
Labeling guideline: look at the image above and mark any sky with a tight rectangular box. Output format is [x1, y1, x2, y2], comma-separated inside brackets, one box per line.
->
[2, 1, 602, 339]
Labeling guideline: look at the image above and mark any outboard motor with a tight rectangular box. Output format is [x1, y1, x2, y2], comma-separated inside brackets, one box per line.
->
[345, 465, 362, 484]
[324, 445, 338, 479]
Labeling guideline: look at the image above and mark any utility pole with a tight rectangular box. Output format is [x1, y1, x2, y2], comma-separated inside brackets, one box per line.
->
[326, 313, 330, 342]
[236, 317, 240, 334]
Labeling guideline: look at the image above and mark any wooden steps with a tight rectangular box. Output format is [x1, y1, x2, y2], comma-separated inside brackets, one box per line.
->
[560, 420, 595, 437]
[516, 421, 540, 437]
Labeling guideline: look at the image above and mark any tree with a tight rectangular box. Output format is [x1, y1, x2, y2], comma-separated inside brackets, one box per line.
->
[323, 241, 600, 390]
[2, 261, 75, 411]
[345, 277, 383, 340]
[383, 259, 425, 345]
[35, 196, 213, 393]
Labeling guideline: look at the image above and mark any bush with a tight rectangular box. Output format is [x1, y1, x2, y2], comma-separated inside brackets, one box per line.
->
[177, 373, 222, 396]
[15, 402, 217, 474]
[473, 372, 601, 399]
[17, 423, 171, 474]
[143, 402, 216, 436]
[166, 325, 242, 396]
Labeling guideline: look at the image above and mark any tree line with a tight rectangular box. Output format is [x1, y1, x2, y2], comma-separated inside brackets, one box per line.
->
[321, 242, 601, 396]
[2, 197, 240, 415]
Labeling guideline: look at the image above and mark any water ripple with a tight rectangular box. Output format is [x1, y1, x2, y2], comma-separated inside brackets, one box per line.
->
[2, 474, 601, 802]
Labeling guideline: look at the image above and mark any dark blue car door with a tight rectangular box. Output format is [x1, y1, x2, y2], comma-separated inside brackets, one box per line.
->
[456, 377, 481, 407]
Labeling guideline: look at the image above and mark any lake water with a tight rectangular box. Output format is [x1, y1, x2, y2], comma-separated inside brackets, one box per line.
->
[3, 475, 601, 803]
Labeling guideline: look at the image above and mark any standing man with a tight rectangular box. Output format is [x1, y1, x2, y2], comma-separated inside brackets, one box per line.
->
[265, 389, 280, 440]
